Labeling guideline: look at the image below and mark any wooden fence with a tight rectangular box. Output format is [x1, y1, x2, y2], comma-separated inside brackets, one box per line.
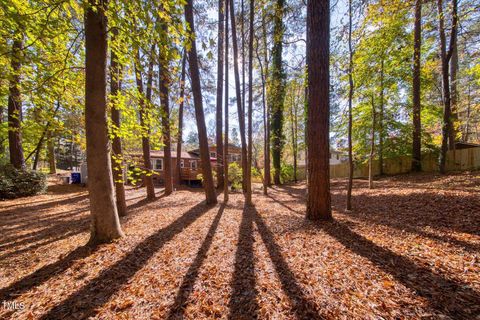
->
[296, 147, 480, 179]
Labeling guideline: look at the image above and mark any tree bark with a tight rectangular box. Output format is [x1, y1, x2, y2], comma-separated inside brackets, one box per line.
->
[261, 8, 271, 190]
[437, 0, 457, 173]
[229, 0, 248, 194]
[135, 48, 156, 200]
[28, 102, 61, 170]
[293, 88, 298, 183]
[369, 96, 376, 189]
[176, 53, 187, 186]
[8, 38, 26, 170]
[224, 0, 230, 203]
[289, 89, 298, 183]
[85, 0, 124, 243]
[306, 0, 332, 221]
[47, 130, 56, 174]
[185, 0, 218, 204]
[245, 0, 254, 205]
[378, 58, 385, 175]
[411, 0, 422, 172]
[0, 106, 4, 155]
[270, 0, 285, 185]
[216, 0, 225, 190]
[241, 0, 246, 169]
[449, 32, 458, 148]
[110, 27, 127, 217]
[159, 40, 173, 196]
[346, 0, 354, 210]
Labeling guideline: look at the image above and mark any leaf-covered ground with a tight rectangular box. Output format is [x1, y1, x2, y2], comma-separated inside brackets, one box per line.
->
[1, 172, 479, 319]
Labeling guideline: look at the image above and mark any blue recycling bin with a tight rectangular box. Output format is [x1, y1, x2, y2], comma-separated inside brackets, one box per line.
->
[71, 172, 81, 184]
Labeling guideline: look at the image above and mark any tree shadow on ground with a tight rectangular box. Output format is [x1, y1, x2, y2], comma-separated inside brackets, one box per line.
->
[39, 200, 215, 320]
[316, 219, 480, 319]
[225, 200, 322, 319]
[252, 206, 323, 320]
[276, 182, 480, 238]
[167, 204, 225, 319]
[0, 193, 89, 225]
[0, 188, 174, 258]
[227, 205, 259, 319]
[0, 191, 204, 309]
[339, 191, 480, 251]
[267, 184, 480, 318]
[0, 245, 98, 302]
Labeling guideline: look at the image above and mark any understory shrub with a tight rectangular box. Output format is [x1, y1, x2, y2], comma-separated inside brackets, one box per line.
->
[228, 162, 243, 191]
[0, 165, 47, 199]
[280, 163, 295, 183]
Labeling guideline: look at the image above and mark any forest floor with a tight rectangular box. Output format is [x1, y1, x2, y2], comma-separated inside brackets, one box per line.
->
[0, 172, 479, 320]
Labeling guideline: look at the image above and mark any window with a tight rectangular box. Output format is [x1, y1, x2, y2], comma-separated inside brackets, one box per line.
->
[154, 158, 163, 171]
[210, 152, 216, 158]
[190, 160, 197, 170]
[336, 154, 339, 160]
[180, 159, 184, 168]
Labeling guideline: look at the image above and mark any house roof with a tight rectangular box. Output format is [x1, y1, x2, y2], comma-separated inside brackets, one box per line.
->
[191, 144, 241, 154]
[130, 150, 200, 159]
[455, 141, 480, 149]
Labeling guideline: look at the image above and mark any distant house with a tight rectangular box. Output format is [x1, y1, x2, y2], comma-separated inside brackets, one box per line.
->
[329, 149, 347, 165]
[132, 144, 242, 185]
[190, 143, 242, 164]
[296, 148, 347, 167]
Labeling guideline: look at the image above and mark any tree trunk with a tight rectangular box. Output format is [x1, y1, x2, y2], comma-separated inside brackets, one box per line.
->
[47, 130, 56, 174]
[270, 0, 285, 185]
[176, 53, 187, 186]
[85, 0, 124, 244]
[306, 0, 332, 221]
[185, 0, 218, 205]
[32, 135, 44, 171]
[229, 0, 248, 194]
[449, 33, 458, 148]
[346, 0, 354, 210]
[242, 0, 246, 121]
[135, 49, 156, 200]
[437, 0, 457, 173]
[289, 92, 297, 183]
[293, 89, 298, 183]
[159, 45, 173, 196]
[378, 59, 385, 175]
[411, 0, 422, 172]
[29, 101, 62, 170]
[261, 9, 271, 189]
[0, 106, 4, 155]
[255, 9, 270, 195]
[110, 27, 127, 217]
[216, 0, 225, 190]
[369, 96, 376, 189]
[8, 38, 26, 170]
[463, 84, 471, 141]
[224, 0, 230, 202]
[245, 0, 254, 205]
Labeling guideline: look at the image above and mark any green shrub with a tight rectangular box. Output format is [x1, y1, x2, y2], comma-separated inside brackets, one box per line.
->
[0, 165, 47, 199]
[280, 163, 295, 183]
[228, 162, 243, 191]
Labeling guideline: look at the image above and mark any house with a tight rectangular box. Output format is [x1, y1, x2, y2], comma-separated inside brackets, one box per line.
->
[296, 148, 347, 167]
[329, 149, 347, 165]
[190, 143, 242, 164]
[133, 144, 243, 185]
[148, 150, 202, 183]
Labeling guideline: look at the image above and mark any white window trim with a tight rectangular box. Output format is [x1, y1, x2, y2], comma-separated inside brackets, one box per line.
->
[190, 160, 197, 169]
[155, 158, 163, 171]
[180, 159, 184, 168]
